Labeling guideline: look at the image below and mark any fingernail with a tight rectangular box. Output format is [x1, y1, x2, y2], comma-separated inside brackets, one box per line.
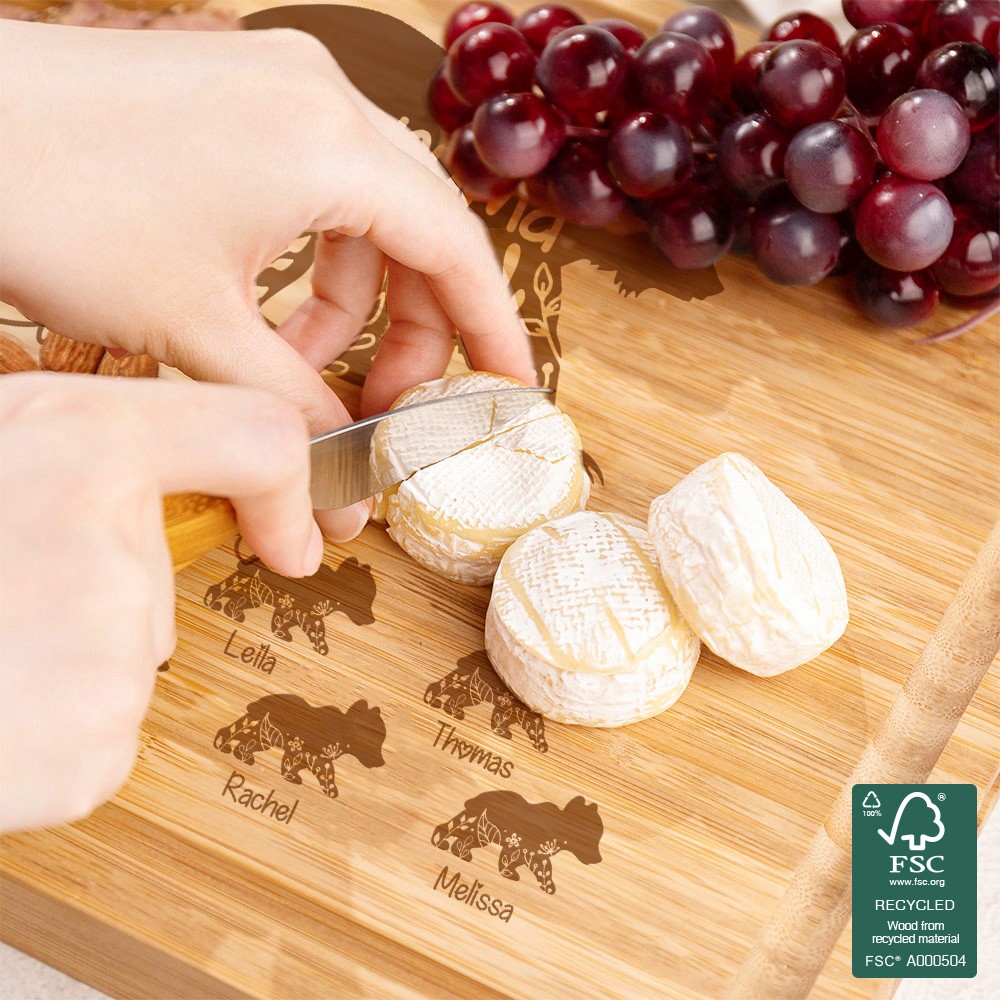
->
[317, 501, 370, 544]
[302, 520, 324, 576]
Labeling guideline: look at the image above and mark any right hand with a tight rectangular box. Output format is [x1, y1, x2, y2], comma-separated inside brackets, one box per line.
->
[0, 373, 319, 834]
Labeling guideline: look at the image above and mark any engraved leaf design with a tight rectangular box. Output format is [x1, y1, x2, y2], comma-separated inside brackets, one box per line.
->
[533, 262, 554, 305]
[248, 572, 273, 608]
[477, 811, 502, 848]
[259, 713, 282, 750]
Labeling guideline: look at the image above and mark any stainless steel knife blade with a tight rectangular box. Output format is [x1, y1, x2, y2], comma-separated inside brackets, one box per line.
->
[308, 386, 554, 509]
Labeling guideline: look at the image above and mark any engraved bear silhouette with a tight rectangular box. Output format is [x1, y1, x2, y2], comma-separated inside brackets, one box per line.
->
[432, 791, 603, 894]
[204, 538, 375, 655]
[214, 694, 385, 799]
[241, 6, 724, 393]
[425, 652, 548, 753]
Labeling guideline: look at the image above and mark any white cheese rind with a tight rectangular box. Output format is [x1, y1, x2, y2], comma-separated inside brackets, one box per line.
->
[647, 452, 849, 676]
[379, 372, 588, 584]
[486, 511, 701, 726]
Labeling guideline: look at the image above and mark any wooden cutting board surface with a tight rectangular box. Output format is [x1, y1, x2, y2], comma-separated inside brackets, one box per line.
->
[2, 3, 998, 999]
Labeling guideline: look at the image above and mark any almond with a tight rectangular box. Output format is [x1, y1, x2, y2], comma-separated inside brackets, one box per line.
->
[0, 335, 40, 374]
[96, 351, 159, 378]
[40, 331, 105, 374]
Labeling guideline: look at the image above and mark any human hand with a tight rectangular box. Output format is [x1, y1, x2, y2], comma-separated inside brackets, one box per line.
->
[0, 373, 319, 833]
[0, 21, 535, 541]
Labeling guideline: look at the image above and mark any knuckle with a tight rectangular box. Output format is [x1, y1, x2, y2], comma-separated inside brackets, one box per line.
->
[248, 394, 310, 483]
[2, 375, 123, 438]
[263, 27, 336, 67]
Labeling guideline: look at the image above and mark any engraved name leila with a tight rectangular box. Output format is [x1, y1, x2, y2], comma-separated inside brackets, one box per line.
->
[434, 865, 514, 923]
[223, 628, 277, 674]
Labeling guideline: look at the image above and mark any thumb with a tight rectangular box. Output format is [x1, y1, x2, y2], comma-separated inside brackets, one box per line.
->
[164, 297, 370, 542]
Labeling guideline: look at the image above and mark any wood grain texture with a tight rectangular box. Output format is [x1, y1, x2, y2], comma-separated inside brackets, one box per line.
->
[164, 494, 239, 573]
[1, 3, 998, 1000]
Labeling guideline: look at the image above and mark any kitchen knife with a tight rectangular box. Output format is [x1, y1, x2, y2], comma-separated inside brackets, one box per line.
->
[163, 386, 553, 572]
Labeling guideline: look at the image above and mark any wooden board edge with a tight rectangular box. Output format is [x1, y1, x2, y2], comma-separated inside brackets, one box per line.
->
[0, 871, 249, 1000]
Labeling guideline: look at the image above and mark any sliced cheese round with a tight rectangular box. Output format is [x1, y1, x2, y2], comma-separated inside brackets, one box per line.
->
[377, 372, 588, 584]
[647, 452, 849, 676]
[486, 511, 701, 726]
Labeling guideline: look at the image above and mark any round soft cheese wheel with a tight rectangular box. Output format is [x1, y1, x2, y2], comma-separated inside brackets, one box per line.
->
[376, 372, 589, 584]
[486, 510, 701, 726]
[647, 452, 849, 676]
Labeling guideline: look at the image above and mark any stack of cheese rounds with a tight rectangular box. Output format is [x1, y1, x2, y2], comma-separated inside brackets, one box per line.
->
[374, 372, 589, 585]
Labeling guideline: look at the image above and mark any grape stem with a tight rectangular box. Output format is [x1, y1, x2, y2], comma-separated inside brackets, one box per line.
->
[564, 124, 606, 139]
[919, 299, 1000, 344]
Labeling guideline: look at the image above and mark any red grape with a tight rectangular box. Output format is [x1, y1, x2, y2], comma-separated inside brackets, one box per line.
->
[513, 4, 582, 54]
[661, 6, 736, 88]
[877, 89, 971, 181]
[757, 40, 846, 130]
[843, 23, 920, 116]
[922, 0, 1000, 50]
[444, 2, 512, 48]
[546, 139, 625, 227]
[427, 65, 473, 133]
[472, 92, 565, 178]
[917, 42, 999, 131]
[842, 0, 923, 29]
[593, 18, 645, 58]
[718, 113, 791, 202]
[648, 183, 735, 269]
[852, 262, 940, 327]
[607, 110, 693, 198]
[536, 25, 627, 114]
[785, 120, 876, 213]
[750, 194, 842, 284]
[445, 23, 535, 105]
[730, 42, 776, 112]
[985, 17, 1000, 57]
[855, 174, 955, 270]
[445, 125, 518, 200]
[830, 226, 864, 275]
[630, 32, 717, 126]
[930, 204, 1000, 296]
[428, 0, 997, 330]
[947, 129, 1000, 206]
[766, 11, 841, 54]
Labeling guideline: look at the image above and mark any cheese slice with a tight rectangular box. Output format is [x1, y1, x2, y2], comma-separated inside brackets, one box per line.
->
[647, 452, 849, 676]
[375, 372, 589, 584]
[486, 511, 701, 726]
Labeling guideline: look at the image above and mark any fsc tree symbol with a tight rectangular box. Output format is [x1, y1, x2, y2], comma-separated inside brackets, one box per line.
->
[878, 792, 946, 852]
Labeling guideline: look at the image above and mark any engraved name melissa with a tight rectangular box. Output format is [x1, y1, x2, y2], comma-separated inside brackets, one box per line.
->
[434, 865, 513, 922]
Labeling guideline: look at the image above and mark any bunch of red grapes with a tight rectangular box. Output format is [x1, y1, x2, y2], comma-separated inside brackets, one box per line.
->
[428, 1, 1000, 330]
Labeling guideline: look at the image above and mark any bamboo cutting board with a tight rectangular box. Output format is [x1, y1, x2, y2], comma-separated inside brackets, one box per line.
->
[2, 3, 999, 999]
